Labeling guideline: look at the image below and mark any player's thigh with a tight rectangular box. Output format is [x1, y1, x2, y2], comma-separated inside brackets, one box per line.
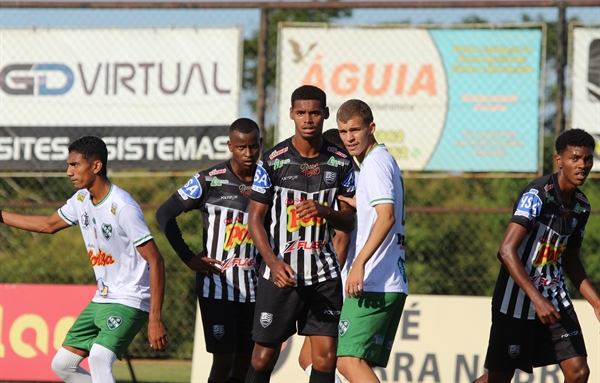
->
[62, 302, 102, 353]
[200, 297, 243, 354]
[298, 277, 342, 337]
[484, 310, 535, 374]
[235, 301, 256, 354]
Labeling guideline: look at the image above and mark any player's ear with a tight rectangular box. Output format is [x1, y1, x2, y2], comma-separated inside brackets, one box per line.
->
[227, 140, 233, 153]
[289, 107, 294, 120]
[92, 159, 103, 175]
[323, 107, 330, 120]
[369, 122, 376, 136]
[555, 153, 562, 169]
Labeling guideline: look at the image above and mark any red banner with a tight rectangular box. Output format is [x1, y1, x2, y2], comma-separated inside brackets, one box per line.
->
[0, 283, 96, 381]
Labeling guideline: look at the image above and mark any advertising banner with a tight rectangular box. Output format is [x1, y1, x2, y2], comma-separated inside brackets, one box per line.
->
[277, 25, 543, 173]
[571, 27, 600, 172]
[0, 27, 242, 126]
[0, 284, 97, 382]
[190, 295, 599, 383]
[0, 125, 230, 171]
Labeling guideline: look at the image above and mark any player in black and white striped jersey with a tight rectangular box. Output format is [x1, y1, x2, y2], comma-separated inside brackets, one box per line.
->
[156, 118, 262, 383]
[246, 85, 356, 383]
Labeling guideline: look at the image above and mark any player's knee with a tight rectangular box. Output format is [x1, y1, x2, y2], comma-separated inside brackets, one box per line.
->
[251, 348, 278, 371]
[565, 364, 589, 383]
[336, 356, 355, 377]
[51, 347, 84, 379]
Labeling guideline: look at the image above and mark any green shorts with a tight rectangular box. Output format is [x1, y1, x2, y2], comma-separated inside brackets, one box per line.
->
[337, 292, 406, 367]
[63, 302, 148, 359]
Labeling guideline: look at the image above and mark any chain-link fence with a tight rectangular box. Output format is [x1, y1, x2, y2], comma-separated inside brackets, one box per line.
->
[1, 2, 599, 361]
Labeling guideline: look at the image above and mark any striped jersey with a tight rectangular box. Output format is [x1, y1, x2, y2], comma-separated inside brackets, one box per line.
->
[251, 137, 356, 285]
[59, 184, 154, 312]
[173, 161, 257, 302]
[492, 173, 591, 320]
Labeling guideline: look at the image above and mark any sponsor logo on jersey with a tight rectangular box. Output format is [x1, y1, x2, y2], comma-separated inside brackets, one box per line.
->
[398, 257, 407, 283]
[342, 169, 356, 193]
[239, 184, 252, 198]
[514, 190, 542, 220]
[323, 309, 340, 316]
[338, 319, 350, 337]
[282, 175, 298, 181]
[101, 223, 112, 240]
[273, 158, 290, 170]
[286, 203, 326, 232]
[533, 235, 566, 267]
[300, 163, 320, 177]
[209, 168, 227, 176]
[77, 191, 87, 202]
[324, 171, 337, 186]
[89, 249, 115, 266]
[327, 146, 347, 158]
[221, 257, 256, 271]
[221, 195, 238, 200]
[210, 177, 229, 187]
[575, 192, 589, 204]
[260, 312, 273, 328]
[560, 331, 580, 339]
[508, 345, 520, 358]
[178, 174, 202, 200]
[573, 204, 587, 214]
[111, 202, 117, 216]
[107, 315, 122, 330]
[544, 183, 553, 192]
[269, 147, 288, 160]
[213, 325, 225, 340]
[81, 212, 90, 229]
[283, 239, 327, 253]
[531, 275, 559, 288]
[252, 162, 271, 194]
[372, 334, 385, 345]
[224, 222, 254, 251]
[327, 156, 345, 167]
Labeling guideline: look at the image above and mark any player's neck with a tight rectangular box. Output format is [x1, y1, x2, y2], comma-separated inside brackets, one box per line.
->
[356, 139, 379, 164]
[88, 177, 112, 204]
[291, 135, 322, 158]
[555, 171, 576, 204]
[229, 159, 255, 182]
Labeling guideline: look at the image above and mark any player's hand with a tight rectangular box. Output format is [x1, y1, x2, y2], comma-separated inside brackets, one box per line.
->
[270, 259, 296, 289]
[345, 264, 364, 298]
[147, 317, 168, 352]
[296, 199, 328, 220]
[338, 195, 356, 209]
[186, 253, 222, 277]
[532, 297, 561, 324]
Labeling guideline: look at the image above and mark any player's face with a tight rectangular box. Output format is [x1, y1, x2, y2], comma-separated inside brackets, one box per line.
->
[66, 151, 99, 190]
[228, 129, 262, 172]
[337, 116, 376, 162]
[290, 99, 329, 141]
[555, 145, 594, 187]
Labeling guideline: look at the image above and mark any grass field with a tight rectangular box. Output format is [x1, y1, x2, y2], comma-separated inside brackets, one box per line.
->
[2, 359, 192, 383]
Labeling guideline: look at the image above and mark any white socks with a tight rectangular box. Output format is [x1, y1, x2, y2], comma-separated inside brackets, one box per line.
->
[304, 364, 343, 383]
[51, 345, 117, 383]
[51, 347, 92, 383]
[88, 344, 117, 383]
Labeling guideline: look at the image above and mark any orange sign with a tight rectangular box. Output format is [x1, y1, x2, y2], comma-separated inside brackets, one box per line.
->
[0, 283, 96, 381]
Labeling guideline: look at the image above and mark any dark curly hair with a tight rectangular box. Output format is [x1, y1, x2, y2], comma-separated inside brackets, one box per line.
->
[555, 128, 595, 155]
[68, 136, 108, 177]
[291, 85, 326, 109]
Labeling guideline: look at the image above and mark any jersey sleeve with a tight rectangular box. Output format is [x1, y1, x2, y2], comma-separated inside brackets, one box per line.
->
[363, 154, 395, 207]
[250, 159, 274, 204]
[510, 185, 544, 232]
[57, 192, 81, 226]
[117, 203, 153, 247]
[174, 173, 209, 211]
[340, 165, 356, 198]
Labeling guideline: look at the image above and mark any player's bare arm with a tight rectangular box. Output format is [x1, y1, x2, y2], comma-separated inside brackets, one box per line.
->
[332, 230, 351, 267]
[248, 199, 295, 288]
[0, 209, 70, 234]
[562, 247, 600, 322]
[295, 198, 355, 233]
[137, 239, 169, 351]
[497, 222, 561, 324]
[346, 203, 394, 298]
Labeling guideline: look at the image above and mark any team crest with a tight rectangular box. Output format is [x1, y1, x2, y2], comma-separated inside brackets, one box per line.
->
[213, 325, 225, 340]
[101, 223, 113, 240]
[111, 203, 118, 215]
[77, 192, 86, 202]
[260, 312, 273, 328]
[508, 344, 520, 358]
[107, 315, 122, 330]
[338, 319, 350, 337]
[324, 171, 337, 187]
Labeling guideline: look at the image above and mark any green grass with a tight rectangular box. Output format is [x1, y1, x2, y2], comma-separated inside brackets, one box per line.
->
[1, 359, 192, 383]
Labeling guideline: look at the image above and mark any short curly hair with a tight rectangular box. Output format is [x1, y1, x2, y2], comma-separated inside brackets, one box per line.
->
[555, 129, 595, 155]
[68, 136, 108, 177]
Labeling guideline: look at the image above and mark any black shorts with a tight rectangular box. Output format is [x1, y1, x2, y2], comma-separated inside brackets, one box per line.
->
[252, 277, 343, 343]
[484, 305, 587, 373]
[198, 296, 255, 355]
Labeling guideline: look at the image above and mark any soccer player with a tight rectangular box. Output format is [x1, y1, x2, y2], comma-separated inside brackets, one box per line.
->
[156, 118, 262, 383]
[0, 136, 168, 383]
[335, 99, 407, 383]
[246, 85, 356, 383]
[474, 128, 600, 383]
[297, 128, 357, 383]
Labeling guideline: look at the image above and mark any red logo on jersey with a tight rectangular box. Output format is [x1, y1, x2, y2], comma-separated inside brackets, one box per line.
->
[533, 237, 565, 267]
[286, 204, 327, 232]
[224, 222, 253, 251]
[269, 147, 288, 160]
[239, 184, 252, 198]
[300, 163, 321, 178]
[283, 239, 328, 253]
[221, 257, 256, 270]
[209, 168, 227, 176]
[88, 249, 115, 266]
